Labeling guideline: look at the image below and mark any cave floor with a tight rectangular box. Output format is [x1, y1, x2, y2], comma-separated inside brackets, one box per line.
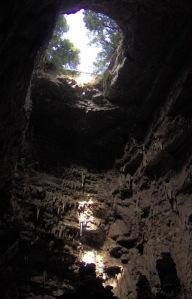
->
[0, 165, 127, 299]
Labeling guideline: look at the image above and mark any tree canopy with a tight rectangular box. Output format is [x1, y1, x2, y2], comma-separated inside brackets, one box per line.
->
[83, 10, 121, 74]
[46, 15, 80, 70]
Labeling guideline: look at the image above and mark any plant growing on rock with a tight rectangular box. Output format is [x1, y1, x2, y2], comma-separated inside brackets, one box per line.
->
[83, 10, 121, 74]
[46, 15, 80, 70]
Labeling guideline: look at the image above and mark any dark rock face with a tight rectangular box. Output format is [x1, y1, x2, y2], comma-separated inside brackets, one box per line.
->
[136, 274, 154, 299]
[30, 71, 124, 169]
[0, 0, 60, 190]
[156, 253, 181, 298]
[1, 0, 192, 299]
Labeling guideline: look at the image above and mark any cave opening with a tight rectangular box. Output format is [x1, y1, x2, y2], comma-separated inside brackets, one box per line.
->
[30, 9, 125, 172]
[1, 6, 127, 299]
[45, 9, 122, 85]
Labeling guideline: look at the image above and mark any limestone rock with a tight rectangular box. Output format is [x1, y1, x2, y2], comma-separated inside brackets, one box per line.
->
[121, 254, 129, 264]
[81, 229, 105, 248]
[92, 92, 105, 104]
[108, 220, 129, 240]
[117, 236, 138, 249]
[104, 265, 122, 277]
[109, 245, 123, 258]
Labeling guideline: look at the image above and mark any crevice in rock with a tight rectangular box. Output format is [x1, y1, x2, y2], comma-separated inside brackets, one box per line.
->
[156, 252, 181, 299]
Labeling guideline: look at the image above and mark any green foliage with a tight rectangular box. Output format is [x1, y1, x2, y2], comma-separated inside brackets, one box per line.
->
[46, 15, 80, 69]
[83, 10, 121, 74]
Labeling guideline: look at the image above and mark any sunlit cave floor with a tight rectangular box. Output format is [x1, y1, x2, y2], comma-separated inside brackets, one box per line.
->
[0, 165, 131, 299]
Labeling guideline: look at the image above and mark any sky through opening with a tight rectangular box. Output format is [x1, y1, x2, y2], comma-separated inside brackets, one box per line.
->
[64, 9, 102, 84]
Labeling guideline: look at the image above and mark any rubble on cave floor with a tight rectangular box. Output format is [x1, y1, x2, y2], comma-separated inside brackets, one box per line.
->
[0, 150, 188, 299]
[31, 69, 124, 169]
[0, 165, 127, 299]
[34, 69, 117, 113]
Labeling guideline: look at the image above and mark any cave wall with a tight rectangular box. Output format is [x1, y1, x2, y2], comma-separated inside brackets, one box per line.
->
[0, 0, 60, 192]
[1, 0, 192, 185]
[113, 63, 192, 298]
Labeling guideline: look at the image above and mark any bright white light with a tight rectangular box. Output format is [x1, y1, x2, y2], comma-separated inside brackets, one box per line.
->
[78, 199, 98, 231]
[82, 250, 96, 264]
[81, 250, 104, 275]
[76, 73, 94, 85]
[64, 10, 101, 83]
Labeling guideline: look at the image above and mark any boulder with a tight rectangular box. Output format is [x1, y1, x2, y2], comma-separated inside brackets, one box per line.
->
[121, 254, 129, 264]
[117, 236, 138, 249]
[104, 265, 122, 277]
[109, 245, 123, 258]
[108, 220, 129, 240]
[92, 92, 105, 104]
[81, 229, 105, 248]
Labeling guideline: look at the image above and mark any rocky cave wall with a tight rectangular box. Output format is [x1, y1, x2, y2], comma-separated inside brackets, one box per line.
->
[1, 0, 192, 181]
[0, 0, 60, 194]
[1, 0, 192, 298]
